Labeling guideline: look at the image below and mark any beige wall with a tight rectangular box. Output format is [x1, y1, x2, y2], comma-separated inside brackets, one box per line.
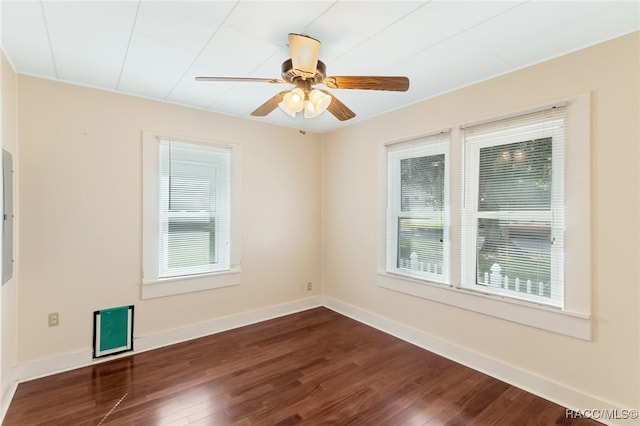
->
[1, 50, 19, 405]
[7, 29, 640, 415]
[16, 77, 322, 362]
[322, 32, 639, 409]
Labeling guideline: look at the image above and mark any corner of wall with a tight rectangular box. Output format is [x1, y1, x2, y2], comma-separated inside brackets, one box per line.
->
[0, 47, 20, 424]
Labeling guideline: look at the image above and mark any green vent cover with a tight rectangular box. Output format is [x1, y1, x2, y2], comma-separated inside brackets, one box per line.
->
[93, 305, 134, 358]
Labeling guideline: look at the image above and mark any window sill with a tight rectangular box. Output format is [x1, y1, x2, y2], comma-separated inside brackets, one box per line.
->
[377, 272, 591, 340]
[142, 266, 241, 299]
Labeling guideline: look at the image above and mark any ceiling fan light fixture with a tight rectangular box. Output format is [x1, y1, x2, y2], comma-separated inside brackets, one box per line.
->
[198, 33, 409, 122]
[304, 89, 332, 118]
[277, 101, 296, 118]
[279, 87, 305, 116]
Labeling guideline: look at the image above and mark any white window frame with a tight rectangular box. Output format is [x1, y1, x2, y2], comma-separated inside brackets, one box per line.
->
[142, 131, 242, 299]
[386, 133, 450, 284]
[461, 108, 565, 307]
[158, 140, 230, 278]
[377, 93, 591, 340]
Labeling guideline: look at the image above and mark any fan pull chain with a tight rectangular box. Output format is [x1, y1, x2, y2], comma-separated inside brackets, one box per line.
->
[299, 114, 307, 135]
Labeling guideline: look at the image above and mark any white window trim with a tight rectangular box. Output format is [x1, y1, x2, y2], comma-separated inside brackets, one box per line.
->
[461, 109, 565, 307]
[142, 131, 242, 299]
[386, 133, 450, 284]
[377, 93, 591, 340]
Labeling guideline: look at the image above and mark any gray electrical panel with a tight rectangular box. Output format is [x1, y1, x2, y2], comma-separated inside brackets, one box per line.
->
[3, 150, 13, 284]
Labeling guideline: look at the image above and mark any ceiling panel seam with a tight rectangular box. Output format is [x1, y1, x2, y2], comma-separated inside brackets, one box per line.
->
[115, 0, 142, 91]
[330, 1, 430, 64]
[39, 0, 59, 79]
[163, 1, 241, 101]
[393, 1, 527, 72]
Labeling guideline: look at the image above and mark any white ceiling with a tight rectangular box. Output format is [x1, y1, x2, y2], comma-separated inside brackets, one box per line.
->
[2, 1, 638, 133]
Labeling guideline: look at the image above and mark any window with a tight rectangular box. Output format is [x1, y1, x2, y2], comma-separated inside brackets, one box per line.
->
[386, 133, 449, 283]
[143, 132, 241, 299]
[462, 107, 565, 307]
[378, 94, 591, 339]
[158, 140, 230, 278]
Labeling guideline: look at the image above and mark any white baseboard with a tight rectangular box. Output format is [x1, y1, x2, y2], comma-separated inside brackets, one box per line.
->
[0, 371, 18, 422]
[4, 295, 635, 426]
[10, 296, 323, 384]
[322, 297, 636, 426]
[135, 296, 323, 352]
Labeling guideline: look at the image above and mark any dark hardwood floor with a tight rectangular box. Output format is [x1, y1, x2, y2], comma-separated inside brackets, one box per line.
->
[3, 307, 600, 425]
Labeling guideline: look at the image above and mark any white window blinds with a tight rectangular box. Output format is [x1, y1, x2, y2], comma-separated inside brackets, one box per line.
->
[158, 139, 230, 278]
[386, 132, 449, 283]
[462, 106, 566, 307]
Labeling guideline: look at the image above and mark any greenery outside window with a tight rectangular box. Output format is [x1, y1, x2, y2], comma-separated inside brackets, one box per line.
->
[462, 107, 565, 307]
[386, 133, 449, 283]
[378, 94, 591, 339]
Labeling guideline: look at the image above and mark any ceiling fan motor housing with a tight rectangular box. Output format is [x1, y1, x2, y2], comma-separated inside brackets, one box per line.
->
[281, 58, 326, 85]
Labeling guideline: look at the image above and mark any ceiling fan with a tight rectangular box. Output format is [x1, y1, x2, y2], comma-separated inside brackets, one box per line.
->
[195, 33, 410, 122]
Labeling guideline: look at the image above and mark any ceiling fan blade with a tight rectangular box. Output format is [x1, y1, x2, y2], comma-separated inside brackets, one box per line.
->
[320, 90, 356, 121]
[288, 33, 320, 77]
[195, 76, 286, 84]
[250, 91, 289, 117]
[324, 76, 409, 92]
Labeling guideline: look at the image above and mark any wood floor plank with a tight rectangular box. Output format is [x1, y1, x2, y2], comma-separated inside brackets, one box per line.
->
[3, 307, 602, 425]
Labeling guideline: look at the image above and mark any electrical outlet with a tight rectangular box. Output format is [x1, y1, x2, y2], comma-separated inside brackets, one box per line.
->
[306, 282, 312, 291]
[48, 312, 59, 327]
